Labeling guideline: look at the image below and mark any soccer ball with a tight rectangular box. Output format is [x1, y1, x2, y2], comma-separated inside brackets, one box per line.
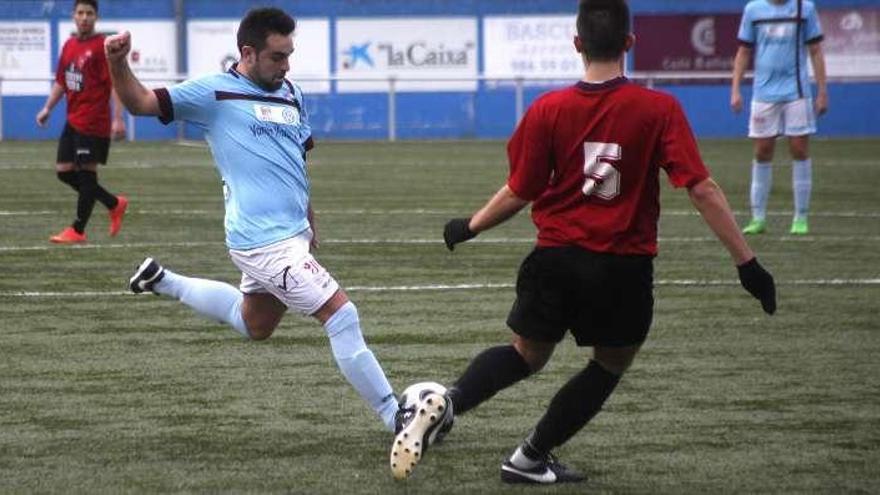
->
[395, 381, 453, 446]
[398, 381, 448, 410]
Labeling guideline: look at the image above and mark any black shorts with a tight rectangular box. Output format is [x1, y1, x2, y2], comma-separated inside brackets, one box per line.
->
[506, 246, 654, 347]
[56, 123, 110, 166]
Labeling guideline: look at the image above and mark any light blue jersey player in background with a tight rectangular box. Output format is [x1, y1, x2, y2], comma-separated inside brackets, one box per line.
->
[731, 0, 828, 235]
[104, 8, 400, 432]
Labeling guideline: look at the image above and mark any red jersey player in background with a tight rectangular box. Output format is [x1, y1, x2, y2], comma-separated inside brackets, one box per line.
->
[36, 0, 128, 244]
[390, 0, 776, 485]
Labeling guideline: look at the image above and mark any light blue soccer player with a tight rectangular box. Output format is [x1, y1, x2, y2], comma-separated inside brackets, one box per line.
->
[104, 8, 400, 431]
[731, 0, 828, 235]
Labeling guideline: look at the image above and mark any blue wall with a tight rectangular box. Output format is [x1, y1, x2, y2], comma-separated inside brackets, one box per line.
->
[2, 0, 878, 140]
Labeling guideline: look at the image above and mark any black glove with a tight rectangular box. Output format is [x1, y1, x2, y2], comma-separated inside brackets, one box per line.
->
[737, 257, 776, 315]
[443, 217, 477, 251]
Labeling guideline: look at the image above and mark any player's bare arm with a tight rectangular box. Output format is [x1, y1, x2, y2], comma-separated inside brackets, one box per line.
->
[104, 31, 160, 116]
[110, 89, 127, 139]
[688, 178, 753, 264]
[688, 177, 776, 314]
[470, 185, 529, 233]
[808, 42, 828, 116]
[444, 185, 528, 250]
[307, 202, 319, 252]
[730, 45, 752, 113]
[36, 82, 65, 127]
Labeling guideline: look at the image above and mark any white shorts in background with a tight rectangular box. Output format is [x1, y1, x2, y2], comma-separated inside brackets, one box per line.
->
[228, 230, 339, 315]
[748, 98, 817, 138]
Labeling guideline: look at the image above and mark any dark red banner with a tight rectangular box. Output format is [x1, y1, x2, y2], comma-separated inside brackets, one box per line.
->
[633, 14, 743, 71]
[820, 8, 880, 76]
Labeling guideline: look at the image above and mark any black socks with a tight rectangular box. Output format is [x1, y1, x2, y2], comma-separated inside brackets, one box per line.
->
[529, 359, 621, 456]
[448, 345, 533, 415]
[448, 346, 624, 458]
[71, 170, 117, 233]
[56, 170, 79, 191]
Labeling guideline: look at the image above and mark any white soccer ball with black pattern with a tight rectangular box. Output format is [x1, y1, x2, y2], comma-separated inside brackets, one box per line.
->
[398, 381, 448, 411]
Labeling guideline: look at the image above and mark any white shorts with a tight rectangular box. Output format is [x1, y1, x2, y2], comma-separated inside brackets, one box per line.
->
[228, 230, 340, 315]
[748, 98, 817, 138]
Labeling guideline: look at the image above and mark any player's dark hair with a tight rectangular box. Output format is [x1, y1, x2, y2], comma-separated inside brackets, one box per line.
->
[74, 0, 98, 12]
[576, 0, 630, 61]
[237, 7, 296, 54]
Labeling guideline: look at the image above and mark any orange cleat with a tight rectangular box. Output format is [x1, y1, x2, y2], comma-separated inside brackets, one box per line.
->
[50, 227, 87, 244]
[109, 195, 128, 237]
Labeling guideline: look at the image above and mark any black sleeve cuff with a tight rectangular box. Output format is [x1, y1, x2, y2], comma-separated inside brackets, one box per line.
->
[304, 136, 315, 152]
[806, 35, 824, 45]
[153, 88, 174, 125]
[738, 39, 755, 47]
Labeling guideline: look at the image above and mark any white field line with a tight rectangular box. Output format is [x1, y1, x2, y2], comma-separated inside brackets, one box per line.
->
[3, 235, 880, 253]
[173, 140, 209, 148]
[3, 278, 879, 298]
[2, 208, 880, 218]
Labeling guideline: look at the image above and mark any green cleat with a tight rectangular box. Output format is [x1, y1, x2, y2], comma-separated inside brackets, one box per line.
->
[742, 219, 767, 235]
[790, 218, 809, 235]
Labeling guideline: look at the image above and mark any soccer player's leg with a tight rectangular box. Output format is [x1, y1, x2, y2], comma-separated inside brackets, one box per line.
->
[501, 251, 651, 485]
[56, 166, 80, 193]
[76, 133, 127, 236]
[785, 98, 816, 235]
[240, 292, 286, 339]
[449, 249, 567, 416]
[67, 130, 108, 239]
[50, 164, 87, 244]
[85, 134, 128, 236]
[245, 232, 398, 431]
[50, 125, 87, 243]
[73, 163, 100, 237]
[312, 289, 399, 432]
[502, 347, 637, 484]
[745, 101, 782, 234]
[129, 257, 253, 338]
[389, 249, 562, 480]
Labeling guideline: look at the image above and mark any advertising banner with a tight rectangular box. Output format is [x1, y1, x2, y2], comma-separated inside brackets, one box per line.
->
[187, 19, 330, 93]
[336, 17, 478, 92]
[58, 20, 177, 87]
[820, 8, 880, 77]
[634, 8, 880, 77]
[633, 14, 742, 72]
[483, 15, 582, 82]
[0, 22, 51, 95]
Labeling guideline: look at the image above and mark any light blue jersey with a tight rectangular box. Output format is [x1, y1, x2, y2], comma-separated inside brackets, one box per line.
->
[737, 0, 823, 103]
[156, 66, 313, 250]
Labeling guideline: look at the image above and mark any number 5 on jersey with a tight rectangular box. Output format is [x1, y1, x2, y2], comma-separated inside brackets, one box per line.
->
[582, 142, 621, 200]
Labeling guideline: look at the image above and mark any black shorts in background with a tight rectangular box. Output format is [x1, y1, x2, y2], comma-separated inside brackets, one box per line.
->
[56, 123, 110, 166]
[506, 246, 654, 347]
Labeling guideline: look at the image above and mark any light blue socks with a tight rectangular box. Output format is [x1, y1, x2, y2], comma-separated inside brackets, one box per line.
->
[750, 160, 773, 222]
[153, 274, 397, 430]
[153, 270, 249, 337]
[324, 302, 398, 431]
[792, 158, 812, 220]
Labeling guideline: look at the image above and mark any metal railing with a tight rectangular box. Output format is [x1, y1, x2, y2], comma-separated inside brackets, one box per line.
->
[2, 72, 876, 142]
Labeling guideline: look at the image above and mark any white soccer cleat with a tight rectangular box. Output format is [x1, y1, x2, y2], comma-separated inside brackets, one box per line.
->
[390, 382, 453, 480]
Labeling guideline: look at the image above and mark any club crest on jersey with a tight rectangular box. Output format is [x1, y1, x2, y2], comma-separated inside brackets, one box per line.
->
[253, 104, 300, 125]
[765, 24, 792, 39]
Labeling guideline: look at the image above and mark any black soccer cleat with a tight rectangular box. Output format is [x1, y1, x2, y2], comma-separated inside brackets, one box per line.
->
[129, 257, 165, 294]
[500, 452, 586, 485]
[390, 390, 453, 480]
